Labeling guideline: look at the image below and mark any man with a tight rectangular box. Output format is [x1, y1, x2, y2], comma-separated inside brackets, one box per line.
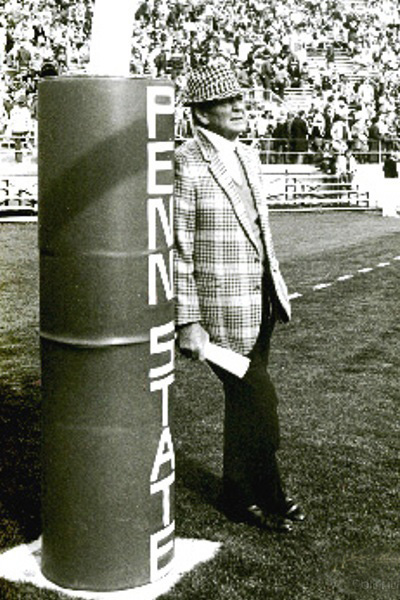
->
[7, 94, 32, 163]
[290, 109, 309, 164]
[174, 63, 304, 533]
[272, 111, 290, 164]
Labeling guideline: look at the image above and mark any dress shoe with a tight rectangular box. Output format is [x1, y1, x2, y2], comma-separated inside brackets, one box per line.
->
[284, 497, 306, 522]
[243, 504, 294, 533]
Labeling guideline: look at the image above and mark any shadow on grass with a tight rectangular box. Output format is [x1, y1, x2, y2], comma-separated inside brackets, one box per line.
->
[175, 450, 222, 510]
[0, 379, 42, 547]
[0, 378, 223, 546]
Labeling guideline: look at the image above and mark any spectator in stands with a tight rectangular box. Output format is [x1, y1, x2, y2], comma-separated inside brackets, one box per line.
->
[6, 93, 32, 161]
[309, 111, 325, 154]
[323, 104, 335, 141]
[290, 109, 309, 164]
[336, 146, 357, 184]
[334, 96, 349, 122]
[254, 109, 274, 164]
[331, 114, 350, 153]
[272, 111, 290, 164]
[344, 147, 357, 183]
[259, 55, 274, 90]
[326, 44, 335, 65]
[40, 60, 59, 77]
[351, 118, 369, 163]
[287, 55, 302, 87]
[0, 104, 7, 134]
[368, 117, 381, 163]
[2, 0, 400, 164]
[316, 140, 336, 175]
[383, 152, 398, 178]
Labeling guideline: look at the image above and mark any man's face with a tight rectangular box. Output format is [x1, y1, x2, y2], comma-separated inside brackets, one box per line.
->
[196, 94, 248, 141]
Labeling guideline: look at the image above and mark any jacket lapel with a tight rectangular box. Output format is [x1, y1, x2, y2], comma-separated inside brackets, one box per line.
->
[196, 133, 260, 253]
[236, 144, 278, 266]
[235, 144, 263, 212]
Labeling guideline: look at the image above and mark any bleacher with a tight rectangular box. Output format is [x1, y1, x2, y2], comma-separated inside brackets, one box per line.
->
[1, 0, 399, 217]
[0, 173, 38, 217]
[1, 133, 36, 163]
[284, 85, 314, 112]
[0, 133, 38, 217]
[1, 137, 376, 217]
[261, 165, 369, 209]
[284, 41, 380, 115]
[340, 0, 375, 13]
[0, 124, 37, 215]
[306, 47, 379, 81]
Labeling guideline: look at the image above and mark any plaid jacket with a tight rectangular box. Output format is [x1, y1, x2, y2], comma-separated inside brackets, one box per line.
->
[174, 131, 291, 355]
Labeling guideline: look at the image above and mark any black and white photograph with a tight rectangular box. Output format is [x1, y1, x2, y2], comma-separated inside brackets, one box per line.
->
[0, 1, 399, 598]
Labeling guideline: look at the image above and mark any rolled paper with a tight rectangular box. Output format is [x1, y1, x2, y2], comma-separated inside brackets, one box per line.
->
[204, 342, 250, 379]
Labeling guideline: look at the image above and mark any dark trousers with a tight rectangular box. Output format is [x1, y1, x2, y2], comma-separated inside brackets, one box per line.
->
[211, 301, 287, 515]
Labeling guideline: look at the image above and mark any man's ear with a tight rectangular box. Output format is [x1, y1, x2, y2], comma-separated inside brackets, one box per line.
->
[193, 106, 210, 127]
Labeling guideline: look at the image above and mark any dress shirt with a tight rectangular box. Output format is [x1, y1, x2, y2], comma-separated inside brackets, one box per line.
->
[196, 126, 243, 185]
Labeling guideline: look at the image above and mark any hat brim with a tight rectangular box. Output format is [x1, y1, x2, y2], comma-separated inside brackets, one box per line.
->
[183, 86, 245, 106]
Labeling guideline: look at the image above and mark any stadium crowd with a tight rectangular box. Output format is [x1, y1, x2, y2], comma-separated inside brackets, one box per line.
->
[0, 0, 92, 148]
[1, 0, 400, 168]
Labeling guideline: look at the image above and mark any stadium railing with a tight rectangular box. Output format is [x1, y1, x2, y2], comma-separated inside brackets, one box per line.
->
[263, 169, 370, 207]
[1, 133, 397, 214]
[0, 133, 36, 163]
[176, 136, 400, 165]
[0, 175, 38, 216]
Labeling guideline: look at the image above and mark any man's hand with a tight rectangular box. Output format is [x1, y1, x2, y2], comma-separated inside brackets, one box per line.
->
[177, 323, 209, 361]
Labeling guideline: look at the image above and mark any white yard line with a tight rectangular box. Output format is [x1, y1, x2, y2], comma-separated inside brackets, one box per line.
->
[289, 256, 398, 301]
[313, 283, 333, 290]
[337, 274, 354, 281]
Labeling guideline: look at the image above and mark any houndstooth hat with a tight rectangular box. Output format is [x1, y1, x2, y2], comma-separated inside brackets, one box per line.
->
[183, 63, 243, 105]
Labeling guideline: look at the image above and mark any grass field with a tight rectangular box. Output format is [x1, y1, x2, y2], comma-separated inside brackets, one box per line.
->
[0, 212, 399, 599]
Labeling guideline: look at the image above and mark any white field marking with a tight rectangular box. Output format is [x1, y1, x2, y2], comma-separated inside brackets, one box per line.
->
[285, 256, 399, 302]
[337, 274, 354, 281]
[0, 537, 221, 599]
[313, 283, 333, 290]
